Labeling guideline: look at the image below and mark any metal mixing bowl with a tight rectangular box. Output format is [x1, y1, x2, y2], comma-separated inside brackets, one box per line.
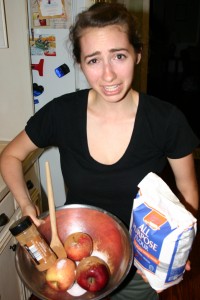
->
[15, 204, 133, 300]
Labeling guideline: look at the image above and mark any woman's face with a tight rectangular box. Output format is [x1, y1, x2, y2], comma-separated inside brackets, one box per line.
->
[79, 25, 140, 103]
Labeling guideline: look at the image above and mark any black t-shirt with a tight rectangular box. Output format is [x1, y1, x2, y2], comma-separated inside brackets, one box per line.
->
[25, 89, 199, 226]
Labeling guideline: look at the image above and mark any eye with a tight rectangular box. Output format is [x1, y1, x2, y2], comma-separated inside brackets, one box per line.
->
[87, 58, 98, 65]
[115, 53, 126, 60]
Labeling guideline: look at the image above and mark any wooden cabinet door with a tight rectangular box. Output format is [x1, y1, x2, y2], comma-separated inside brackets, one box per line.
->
[0, 234, 25, 300]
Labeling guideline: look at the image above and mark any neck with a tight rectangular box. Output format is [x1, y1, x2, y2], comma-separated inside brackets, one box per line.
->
[88, 89, 139, 118]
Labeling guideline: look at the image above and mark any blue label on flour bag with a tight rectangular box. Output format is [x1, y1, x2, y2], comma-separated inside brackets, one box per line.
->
[130, 173, 197, 290]
[131, 203, 171, 272]
[130, 201, 191, 283]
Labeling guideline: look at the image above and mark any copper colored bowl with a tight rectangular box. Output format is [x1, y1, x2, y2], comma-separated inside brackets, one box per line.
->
[15, 204, 133, 300]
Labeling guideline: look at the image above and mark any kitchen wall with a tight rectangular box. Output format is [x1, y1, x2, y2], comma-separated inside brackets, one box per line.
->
[0, 0, 33, 141]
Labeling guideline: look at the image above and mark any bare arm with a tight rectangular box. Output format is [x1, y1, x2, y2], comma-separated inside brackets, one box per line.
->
[168, 153, 199, 216]
[0, 130, 43, 226]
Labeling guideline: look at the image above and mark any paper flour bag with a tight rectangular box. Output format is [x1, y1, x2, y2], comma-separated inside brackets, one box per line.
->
[130, 172, 197, 291]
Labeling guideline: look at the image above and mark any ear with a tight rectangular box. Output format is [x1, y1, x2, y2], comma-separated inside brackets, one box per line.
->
[136, 53, 141, 65]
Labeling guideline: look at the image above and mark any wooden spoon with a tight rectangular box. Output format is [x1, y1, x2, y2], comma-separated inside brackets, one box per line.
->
[45, 161, 66, 259]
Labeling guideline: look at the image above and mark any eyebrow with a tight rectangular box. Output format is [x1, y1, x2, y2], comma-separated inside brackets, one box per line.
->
[83, 48, 129, 61]
[84, 51, 100, 61]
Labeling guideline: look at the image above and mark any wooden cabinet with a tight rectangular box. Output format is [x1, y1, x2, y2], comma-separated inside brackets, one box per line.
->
[0, 230, 25, 300]
[0, 150, 43, 300]
[0, 206, 30, 300]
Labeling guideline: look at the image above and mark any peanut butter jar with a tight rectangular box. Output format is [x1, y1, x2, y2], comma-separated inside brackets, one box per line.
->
[9, 216, 57, 271]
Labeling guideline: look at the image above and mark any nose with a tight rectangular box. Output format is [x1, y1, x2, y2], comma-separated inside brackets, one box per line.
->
[102, 62, 116, 82]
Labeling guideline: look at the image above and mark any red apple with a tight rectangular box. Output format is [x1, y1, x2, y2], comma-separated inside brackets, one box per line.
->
[76, 256, 110, 292]
[64, 232, 93, 261]
[46, 258, 76, 291]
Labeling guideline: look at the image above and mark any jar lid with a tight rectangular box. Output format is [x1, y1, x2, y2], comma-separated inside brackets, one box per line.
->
[9, 216, 32, 236]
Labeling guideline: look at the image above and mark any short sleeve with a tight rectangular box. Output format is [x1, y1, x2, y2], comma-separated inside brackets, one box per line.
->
[25, 99, 58, 148]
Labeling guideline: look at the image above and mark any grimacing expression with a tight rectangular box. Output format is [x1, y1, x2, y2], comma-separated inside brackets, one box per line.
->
[79, 25, 140, 103]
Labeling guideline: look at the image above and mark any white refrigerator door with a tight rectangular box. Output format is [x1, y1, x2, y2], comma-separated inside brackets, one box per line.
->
[29, 0, 92, 207]
[31, 27, 77, 208]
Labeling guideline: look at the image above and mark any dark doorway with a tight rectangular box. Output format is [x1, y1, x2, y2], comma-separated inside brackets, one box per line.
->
[147, 0, 200, 138]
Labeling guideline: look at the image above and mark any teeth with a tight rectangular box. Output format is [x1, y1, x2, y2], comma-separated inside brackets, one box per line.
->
[104, 85, 119, 91]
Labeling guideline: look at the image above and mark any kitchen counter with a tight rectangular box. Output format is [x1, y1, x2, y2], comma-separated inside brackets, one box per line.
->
[0, 141, 43, 201]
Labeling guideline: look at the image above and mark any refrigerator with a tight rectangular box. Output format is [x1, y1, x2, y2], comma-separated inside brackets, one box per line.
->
[27, 0, 92, 208]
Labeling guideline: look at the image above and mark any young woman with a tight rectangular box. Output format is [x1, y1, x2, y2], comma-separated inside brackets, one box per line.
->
[0, 3, 199, 299]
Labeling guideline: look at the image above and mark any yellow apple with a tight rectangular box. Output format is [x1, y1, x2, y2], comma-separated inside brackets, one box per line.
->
[46, 258, 76, 291]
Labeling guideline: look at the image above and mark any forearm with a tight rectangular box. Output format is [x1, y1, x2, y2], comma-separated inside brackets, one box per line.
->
[0, 131, 44, 226]
[176, 178, 199, 217]
[0, 153, 43, 226]
[176, 165, 199, 216]
[168, 155, 199, 216]
[0, 154, 32, 209]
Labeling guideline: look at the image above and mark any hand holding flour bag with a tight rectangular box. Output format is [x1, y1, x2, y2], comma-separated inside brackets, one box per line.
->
[130, 172, 197, 291]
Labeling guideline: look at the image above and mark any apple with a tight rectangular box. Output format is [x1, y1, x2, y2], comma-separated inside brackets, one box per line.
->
[64, 232, 93, 261]
[46, 258, 76, 291]
[76, 256, 110, 292]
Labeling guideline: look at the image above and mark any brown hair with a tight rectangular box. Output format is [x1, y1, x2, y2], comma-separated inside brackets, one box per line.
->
[69, 2, 143, 63]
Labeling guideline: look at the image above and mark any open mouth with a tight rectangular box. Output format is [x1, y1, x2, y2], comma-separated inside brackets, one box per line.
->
[104, 85, 120, 93]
